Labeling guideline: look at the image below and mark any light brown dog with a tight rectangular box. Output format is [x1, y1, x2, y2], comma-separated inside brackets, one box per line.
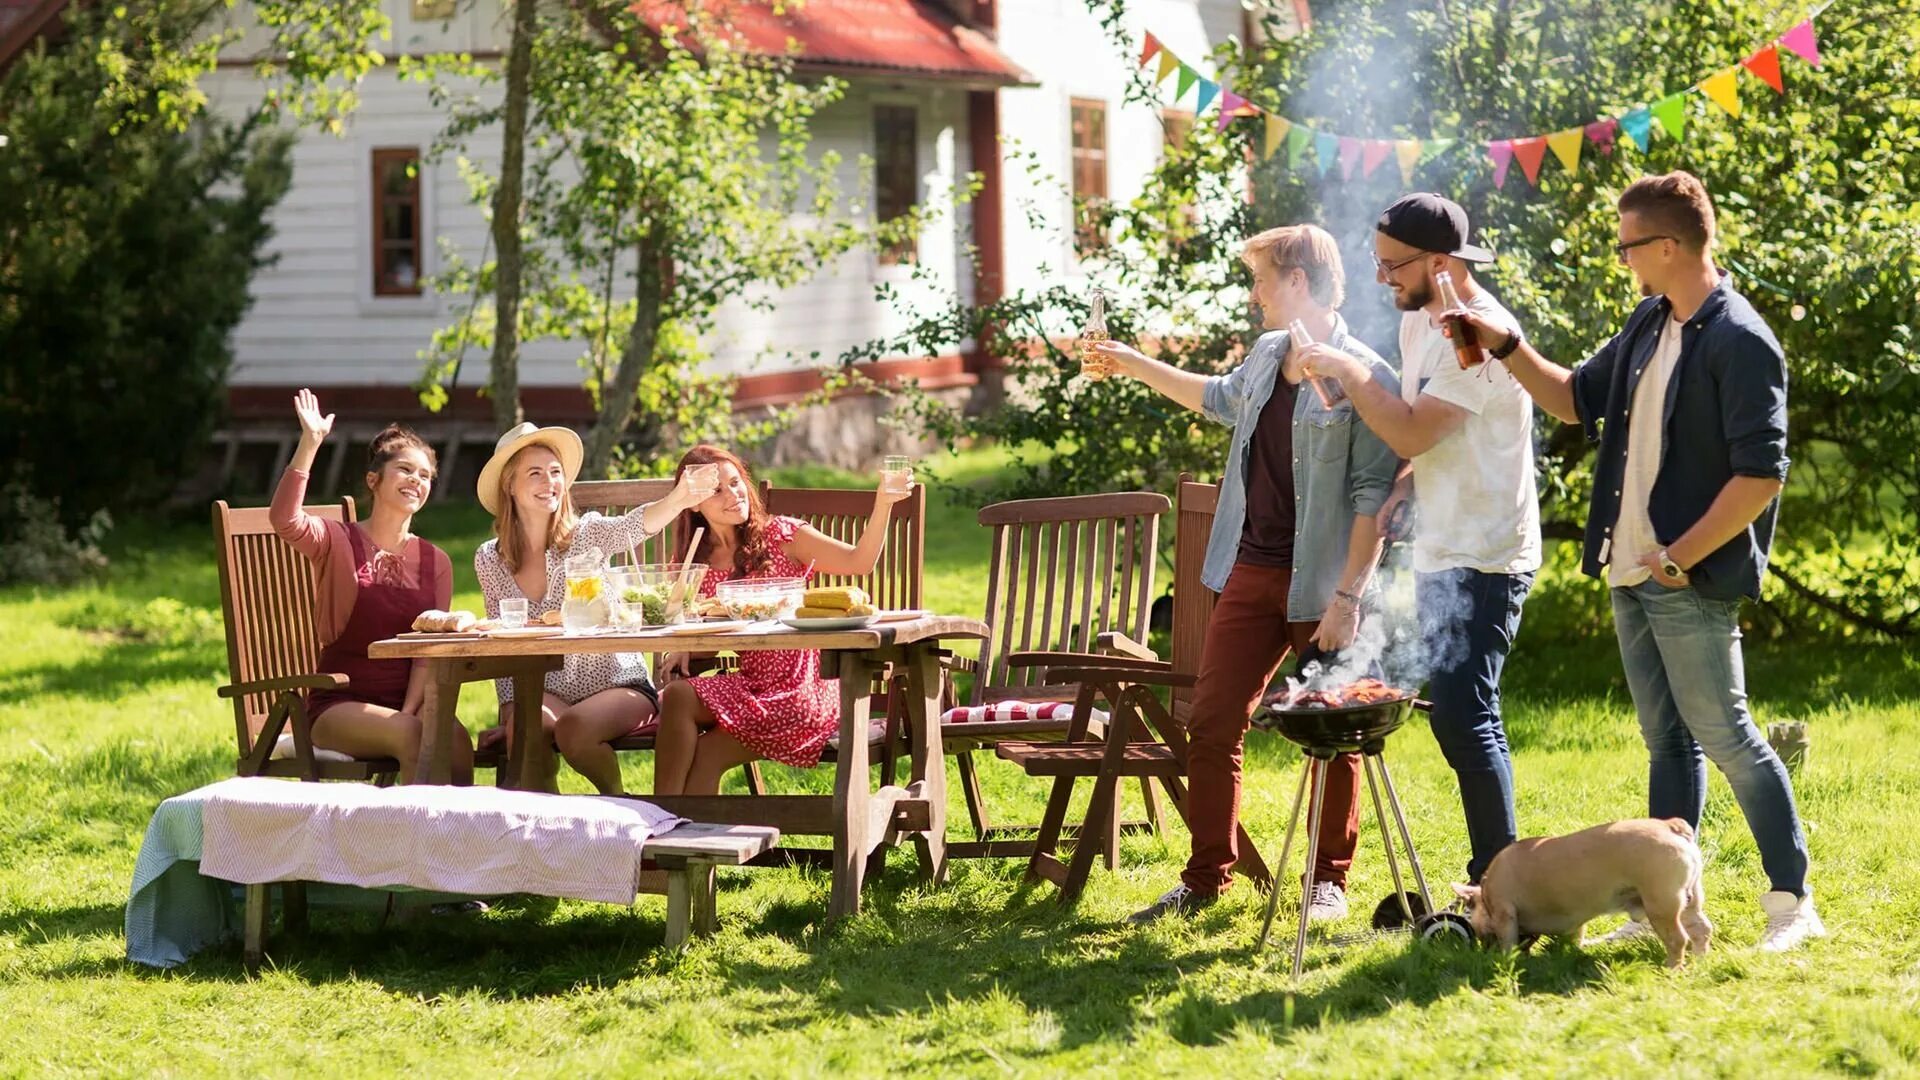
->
[1452, 818, 1711, 967]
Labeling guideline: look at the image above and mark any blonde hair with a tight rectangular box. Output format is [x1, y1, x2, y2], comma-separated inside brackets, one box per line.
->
[1241, 224, 1346, 309]
[492, 444, 580, 573]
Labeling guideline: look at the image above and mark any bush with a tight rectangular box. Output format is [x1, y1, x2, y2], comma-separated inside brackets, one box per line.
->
[0, 480, 110, 586]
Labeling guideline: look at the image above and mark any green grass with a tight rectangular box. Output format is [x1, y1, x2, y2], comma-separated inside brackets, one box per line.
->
[2, 452, 1918, 1077]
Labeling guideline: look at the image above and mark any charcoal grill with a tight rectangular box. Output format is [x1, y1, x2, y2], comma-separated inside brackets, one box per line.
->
[1251, 690, 1472, 976]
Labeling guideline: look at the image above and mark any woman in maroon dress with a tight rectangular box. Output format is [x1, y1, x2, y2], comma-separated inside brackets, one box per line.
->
[646, 445, 912, 796]
[269, 389, 473, 784]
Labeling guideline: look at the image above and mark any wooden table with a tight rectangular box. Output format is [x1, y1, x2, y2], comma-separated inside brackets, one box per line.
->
[369, 616, 987, 918]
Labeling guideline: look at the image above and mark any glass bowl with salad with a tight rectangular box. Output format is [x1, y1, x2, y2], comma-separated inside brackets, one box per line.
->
[713, 576, 806, 622]
[607, 563, 709, 628]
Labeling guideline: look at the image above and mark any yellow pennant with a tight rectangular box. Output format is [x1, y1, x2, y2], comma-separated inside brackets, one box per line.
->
[1155, 51, 1180, 85]
[1394, 139, 1423, 184]
[1264, 113, 1292, 161]
[1700, 67, 1742, 118]
[1546, 127, 1584, 173]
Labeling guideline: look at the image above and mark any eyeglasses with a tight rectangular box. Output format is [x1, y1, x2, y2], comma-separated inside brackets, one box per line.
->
[1371, 251, 1429, 276]
[1614, 235, 1674, 257]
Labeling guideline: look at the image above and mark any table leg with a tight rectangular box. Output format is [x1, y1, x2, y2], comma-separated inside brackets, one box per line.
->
[414, 659, 459, 785]
[904, 644, 948, 886]
[828, 651, 874, 920]
[506, 661, 556, 792]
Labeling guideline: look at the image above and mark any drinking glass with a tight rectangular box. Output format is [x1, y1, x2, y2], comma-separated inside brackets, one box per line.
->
[881, 455, 913, 495]
[686, 462, 720, 498]
[499, 598, 528, 629]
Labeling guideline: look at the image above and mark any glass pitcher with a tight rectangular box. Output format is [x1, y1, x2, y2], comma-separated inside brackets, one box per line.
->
[562, 546, 608, 631]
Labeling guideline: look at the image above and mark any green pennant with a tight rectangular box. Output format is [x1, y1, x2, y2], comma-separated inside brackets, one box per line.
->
[1175, 64, 1198, 101]
[1285, 125, 1313, 169]
[1424, 138, 1457, 160]
[1651, 92, 1688, 141]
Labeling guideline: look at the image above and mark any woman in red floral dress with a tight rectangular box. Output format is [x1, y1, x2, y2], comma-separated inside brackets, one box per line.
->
[651, 445, 912, 796]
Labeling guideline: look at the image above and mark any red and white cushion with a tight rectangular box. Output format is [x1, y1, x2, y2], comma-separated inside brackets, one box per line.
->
[939, 701, 1107, 726]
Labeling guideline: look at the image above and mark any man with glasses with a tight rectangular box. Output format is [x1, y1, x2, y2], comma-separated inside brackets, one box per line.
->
[1442, 171, 1821, 952]
[1295, 193, 1540, 888]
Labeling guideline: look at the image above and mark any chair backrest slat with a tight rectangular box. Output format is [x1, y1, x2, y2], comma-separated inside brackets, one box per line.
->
[971, 491, 1171, 705]
[214, 498, 355, 755]
[762, 484, 926, 611]
[1171, 475, 1221, 721]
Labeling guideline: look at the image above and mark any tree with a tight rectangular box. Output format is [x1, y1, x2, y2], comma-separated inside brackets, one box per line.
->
[413, 1, 913, 475]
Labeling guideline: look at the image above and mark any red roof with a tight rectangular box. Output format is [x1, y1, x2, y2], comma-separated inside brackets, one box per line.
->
[632, 0, 1031, 86]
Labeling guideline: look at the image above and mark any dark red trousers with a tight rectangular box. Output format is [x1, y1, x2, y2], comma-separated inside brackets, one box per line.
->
[1182, 562, 1361, 895]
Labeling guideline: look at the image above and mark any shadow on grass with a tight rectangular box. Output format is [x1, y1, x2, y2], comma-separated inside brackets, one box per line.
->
[0, 900, 128, 944]
[0, 640, 223, 707]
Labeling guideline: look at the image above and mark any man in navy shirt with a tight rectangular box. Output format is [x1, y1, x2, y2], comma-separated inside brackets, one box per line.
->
[1447, 171, 1822, 952]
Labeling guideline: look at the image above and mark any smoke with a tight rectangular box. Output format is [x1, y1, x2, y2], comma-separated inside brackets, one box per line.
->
[1288, 542, 1477, 697]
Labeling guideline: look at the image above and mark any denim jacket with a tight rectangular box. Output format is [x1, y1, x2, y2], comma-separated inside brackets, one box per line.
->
[1199, 317, 1402, 619]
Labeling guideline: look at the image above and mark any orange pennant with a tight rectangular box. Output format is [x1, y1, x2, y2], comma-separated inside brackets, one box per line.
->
[1743, 44, 1785, 93]
[1140, 32, 1163, 67]
[1512, 136, 1548, 186]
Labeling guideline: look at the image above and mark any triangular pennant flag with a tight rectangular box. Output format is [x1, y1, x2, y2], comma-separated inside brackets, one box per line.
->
[1139, 32, 1163, 67]
[1512, 136, 1548, 186]
[1195, 78, 1219, 114]
[1362, 139, 1394, 179]
[1651, 93, 1687, 140]
[1175, 64, 1198, 100]
[1286, 125, 1313, 169]
[1216, 90, 1248, 131]
[1394, 139, 1423, 184]
[1585, 118, 1620, 155]
[1488, 140, 1515, 189]
[1336, 136, 1364, 180]
[1264, 113, 1292, 161]
[1743, 44, 1785, 93]
[1155, 50, 1180, 85]
[1779, 19, 1821, 67]
[1619, 108, 1653, 151]
[1700, 67, 1741, 118]
[1314, 131, 1340, 176]
[1425, 138, 1456, 159]
[1546, 127, 1583, 173]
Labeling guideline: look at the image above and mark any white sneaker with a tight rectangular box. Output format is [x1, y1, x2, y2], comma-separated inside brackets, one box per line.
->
[1757, 890, 1826, 952]
[1587, 918, 1657, 946]
[1306, 879, 1349, 923]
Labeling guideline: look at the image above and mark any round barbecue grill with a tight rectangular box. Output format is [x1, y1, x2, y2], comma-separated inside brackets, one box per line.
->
[1251, 688, 1475, 976]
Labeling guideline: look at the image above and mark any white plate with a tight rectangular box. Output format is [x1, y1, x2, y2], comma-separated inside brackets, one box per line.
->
[778, 614, 881, 632]
[655, 619, 753, 635]
[486, 625, 566, 639]
[877, 609, 930, 623]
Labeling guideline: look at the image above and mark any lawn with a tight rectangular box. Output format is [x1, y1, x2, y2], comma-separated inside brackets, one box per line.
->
[1, 450, 1917, 1077]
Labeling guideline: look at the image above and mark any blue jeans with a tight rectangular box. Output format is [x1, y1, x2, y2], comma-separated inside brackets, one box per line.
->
[1412, 568, 1533, 883]
[1611, 580, 1809, 896]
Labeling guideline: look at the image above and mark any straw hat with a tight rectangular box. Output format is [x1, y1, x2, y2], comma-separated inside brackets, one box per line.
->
[476, 422, 584, 515]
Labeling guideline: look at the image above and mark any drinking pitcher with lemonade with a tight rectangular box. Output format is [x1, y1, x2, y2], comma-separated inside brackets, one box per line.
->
[562, 547, 608, 631]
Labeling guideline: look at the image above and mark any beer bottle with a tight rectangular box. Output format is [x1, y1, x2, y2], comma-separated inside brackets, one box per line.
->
[1434, 270, 1485, 369]
[1077, 287, 1111, 381]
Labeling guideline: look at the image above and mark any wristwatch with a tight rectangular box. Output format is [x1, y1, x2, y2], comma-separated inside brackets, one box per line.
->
[1657, 548, 1689, 583]
[1490, 325, 1524, 361]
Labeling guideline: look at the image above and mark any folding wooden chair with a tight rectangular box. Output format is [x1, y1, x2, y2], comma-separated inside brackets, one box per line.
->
[940, 491, 1170, 860]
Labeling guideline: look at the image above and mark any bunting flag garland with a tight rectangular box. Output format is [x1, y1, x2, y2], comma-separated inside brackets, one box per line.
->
[1546, 128, 1584, 173]
[1700, 67, 1742, 117]
[1134, 10, 1823, 192]
[1743, 44, 1785, 93]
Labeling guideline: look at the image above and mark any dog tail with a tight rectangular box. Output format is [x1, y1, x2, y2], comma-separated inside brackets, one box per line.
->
[1662, 818, 1696, 842]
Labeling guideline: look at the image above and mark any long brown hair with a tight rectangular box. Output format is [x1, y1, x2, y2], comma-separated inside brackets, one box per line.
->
[492, 443, 581, 572]
[672, 444, 775, 576]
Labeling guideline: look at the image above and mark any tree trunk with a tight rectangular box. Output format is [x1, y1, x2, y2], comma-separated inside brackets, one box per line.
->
[583, 230, 670, 475]
[485, 0, 537, 435]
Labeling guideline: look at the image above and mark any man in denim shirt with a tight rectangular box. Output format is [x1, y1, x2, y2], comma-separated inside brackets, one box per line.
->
[1091, 225, 1401, 923]
[1449, 171, 1822, 951]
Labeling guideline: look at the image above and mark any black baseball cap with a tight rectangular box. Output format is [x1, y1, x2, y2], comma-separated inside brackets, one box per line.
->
[1376, 193, 1495, 264]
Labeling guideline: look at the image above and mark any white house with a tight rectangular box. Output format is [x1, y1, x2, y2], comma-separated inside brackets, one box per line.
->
[2, 0, 1305, 495]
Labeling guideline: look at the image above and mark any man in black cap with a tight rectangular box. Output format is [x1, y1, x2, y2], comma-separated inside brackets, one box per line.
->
[1295, 193, 1541, 885]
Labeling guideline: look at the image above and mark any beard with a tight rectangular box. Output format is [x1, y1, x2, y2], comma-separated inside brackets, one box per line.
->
[1394, 278, 1432, 311]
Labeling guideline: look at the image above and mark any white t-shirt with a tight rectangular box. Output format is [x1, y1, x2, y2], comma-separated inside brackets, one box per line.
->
[1398, 290, 1542, 575]
[1608, 316, 1686, 587]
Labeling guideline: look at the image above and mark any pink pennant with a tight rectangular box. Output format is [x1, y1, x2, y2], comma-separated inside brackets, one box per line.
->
[1584, 118, 1619, 156]
[1779, 19, 1821, 67]
[1337, 137, 1364, 180]
[1488, 140, 1515, 189]
[1216, 90, 1249, 131]
[1361, 140, 1394, 179]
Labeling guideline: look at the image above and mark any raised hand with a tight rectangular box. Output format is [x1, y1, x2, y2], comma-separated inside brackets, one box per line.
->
[294, 388, 334, 444]
[1090, 339, 1150, 379]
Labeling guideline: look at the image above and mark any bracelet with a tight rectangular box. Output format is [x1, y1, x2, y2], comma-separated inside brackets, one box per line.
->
[1334, 589, 1361, 607]
[1490, 326, 1524, 361]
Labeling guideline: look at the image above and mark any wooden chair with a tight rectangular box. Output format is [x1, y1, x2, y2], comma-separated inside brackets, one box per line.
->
[941, 491, 1170, 860]
[996, 476, 1272, 902]
[214, 497, 400, 784]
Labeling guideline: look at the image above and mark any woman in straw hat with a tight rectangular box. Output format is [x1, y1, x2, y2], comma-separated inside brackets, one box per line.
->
[473, 422, 714, 792]
[270, 389, 473, 783]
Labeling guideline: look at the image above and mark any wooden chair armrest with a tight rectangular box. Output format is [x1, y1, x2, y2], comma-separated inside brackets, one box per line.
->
[1006, 650, 1173, 675]
[219, 674, 348, 699]
[1094, 631, 1160, 663]
[1041, 665, 1197, 690]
